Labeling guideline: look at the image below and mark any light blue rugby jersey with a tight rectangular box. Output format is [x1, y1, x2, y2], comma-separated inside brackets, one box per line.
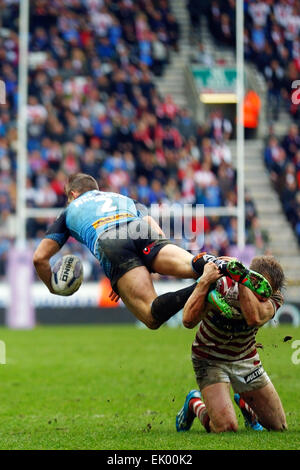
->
[45, 190, 144, 256]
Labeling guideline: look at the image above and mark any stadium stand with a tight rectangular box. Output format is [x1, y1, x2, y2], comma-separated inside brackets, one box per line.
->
[206, 0, 300, 122]
[201, 1, 300, 253]
[0, 0, 284, 282]
[264, 123, 300, 245]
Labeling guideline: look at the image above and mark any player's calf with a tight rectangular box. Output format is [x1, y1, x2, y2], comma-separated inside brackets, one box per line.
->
[151, 282, 197, 326]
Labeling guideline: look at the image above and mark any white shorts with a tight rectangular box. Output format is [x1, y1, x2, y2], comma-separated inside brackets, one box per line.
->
[192, 353, 271, 394]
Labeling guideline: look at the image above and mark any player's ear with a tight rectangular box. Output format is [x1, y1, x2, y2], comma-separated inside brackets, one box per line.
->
[69, 190, 80, 201]
[67, 192, 74, 203]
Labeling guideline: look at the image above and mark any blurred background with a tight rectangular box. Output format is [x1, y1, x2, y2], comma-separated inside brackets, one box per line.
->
[0, 0, 299, 328]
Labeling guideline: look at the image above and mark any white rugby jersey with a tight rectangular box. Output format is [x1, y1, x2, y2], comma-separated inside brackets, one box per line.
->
[192, 277, 283, 362]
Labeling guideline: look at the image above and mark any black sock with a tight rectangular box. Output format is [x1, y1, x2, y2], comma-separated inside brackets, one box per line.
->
[192, 253, 218, 275]
[192, 253, 207, 276]
[151, 283, 197, 324]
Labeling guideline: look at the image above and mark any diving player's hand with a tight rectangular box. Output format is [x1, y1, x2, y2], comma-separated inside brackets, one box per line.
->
[109, 289, 120, 303]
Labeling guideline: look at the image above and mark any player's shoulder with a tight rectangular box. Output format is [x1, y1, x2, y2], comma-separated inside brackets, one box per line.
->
[48, 208, 67, 227]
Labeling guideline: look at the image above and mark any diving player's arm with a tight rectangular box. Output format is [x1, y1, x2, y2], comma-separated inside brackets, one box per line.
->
[183, 262, 222, 329]
[33, 211, 70, 293]
[33, 239, 61, 293]
[143, 215, 166, 237]
[238, 284, 275, 327]
[134, 200, 166, 237]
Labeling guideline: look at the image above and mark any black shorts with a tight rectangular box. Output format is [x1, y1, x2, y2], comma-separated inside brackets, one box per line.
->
[94, 219, 171, 293]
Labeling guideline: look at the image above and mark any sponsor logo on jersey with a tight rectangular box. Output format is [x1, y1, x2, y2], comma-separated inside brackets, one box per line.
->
[92, 213, 134, 229]
[143, 241, 156, 254]
[243, 365, 264, 384]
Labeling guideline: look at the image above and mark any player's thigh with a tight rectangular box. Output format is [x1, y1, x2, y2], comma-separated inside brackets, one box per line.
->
[202, 383, 238, 433]
[116, 266, 158, 328]
[241, 382, 287, 431]
[151, 244, 197, 279]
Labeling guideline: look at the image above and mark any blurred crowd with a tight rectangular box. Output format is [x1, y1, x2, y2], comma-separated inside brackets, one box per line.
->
[191, 0, 300, 122]
[264, 123, 300, 244]
[188, 0, 300, 249]
[0, 0, 269, 280]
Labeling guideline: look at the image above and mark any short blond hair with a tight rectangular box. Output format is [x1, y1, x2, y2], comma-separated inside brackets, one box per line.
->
[250, 255, 285, 292]
[65, 173, 99, 199]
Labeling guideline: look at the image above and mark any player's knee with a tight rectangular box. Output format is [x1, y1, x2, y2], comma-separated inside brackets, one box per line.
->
[214, 419, 238, 433]
[268, 420, 288, 431]
[145, 317, 161, 330]
[148, 323, 161, 330]
[182, 317, 195, 329]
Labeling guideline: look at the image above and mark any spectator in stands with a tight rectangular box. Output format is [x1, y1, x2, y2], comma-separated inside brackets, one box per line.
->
[248, 0, 270, 28]
[211, 137, 232, 167]
[187, 0, 210, 40]
[190, 41, 214, 66]
[176, 108, 198, 140]
[208, 110, 232, 141]
[247, 216, 269, 254]
[243, 89, 261, 139]
[165, 12, 180, 52]
[264, 60, 285, 121]
[282, 124, 300, 161]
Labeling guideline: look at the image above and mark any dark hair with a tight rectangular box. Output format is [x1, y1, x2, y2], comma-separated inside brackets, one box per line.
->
[250, 255, 285, 292]
[65, 173, 99, 199]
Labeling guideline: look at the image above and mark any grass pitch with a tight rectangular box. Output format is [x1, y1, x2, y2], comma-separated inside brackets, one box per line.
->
[0, 323, 299, 450]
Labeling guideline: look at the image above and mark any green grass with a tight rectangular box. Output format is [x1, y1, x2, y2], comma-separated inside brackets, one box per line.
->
[0, 324, 299, 450]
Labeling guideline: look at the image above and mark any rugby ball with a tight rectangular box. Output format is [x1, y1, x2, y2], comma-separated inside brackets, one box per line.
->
[51, 255, 83, 296]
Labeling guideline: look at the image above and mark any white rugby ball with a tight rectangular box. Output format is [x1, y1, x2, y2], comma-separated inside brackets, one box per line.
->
[51, 255, 83, 296]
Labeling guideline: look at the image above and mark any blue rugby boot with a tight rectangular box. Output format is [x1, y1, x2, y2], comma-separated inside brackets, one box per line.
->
[234, 393, 264, 431]
[176, 390, 201, 432]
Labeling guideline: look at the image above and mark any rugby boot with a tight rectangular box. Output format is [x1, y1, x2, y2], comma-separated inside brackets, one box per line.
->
[234, 393, 264, 431]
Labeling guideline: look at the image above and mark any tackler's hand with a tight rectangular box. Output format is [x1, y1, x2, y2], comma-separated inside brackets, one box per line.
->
[109, 289, 121, 303]
[202, 262, 223, 284]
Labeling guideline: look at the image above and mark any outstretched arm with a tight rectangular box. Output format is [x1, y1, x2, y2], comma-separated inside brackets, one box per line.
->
[33, 210, 70, 293]
[134, 200, 166, 237]
[33, 238, 61, 293]
[143, 215, 166, 237]
[183, 262, 223, 329]
[238, 284, 275, 327]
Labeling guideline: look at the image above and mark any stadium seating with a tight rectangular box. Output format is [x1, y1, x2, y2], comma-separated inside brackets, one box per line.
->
[0, 0, 271, 281]
[206, 0, 300, 121]
[203, 0, 300, 247]
[264, 124, 300, 245]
